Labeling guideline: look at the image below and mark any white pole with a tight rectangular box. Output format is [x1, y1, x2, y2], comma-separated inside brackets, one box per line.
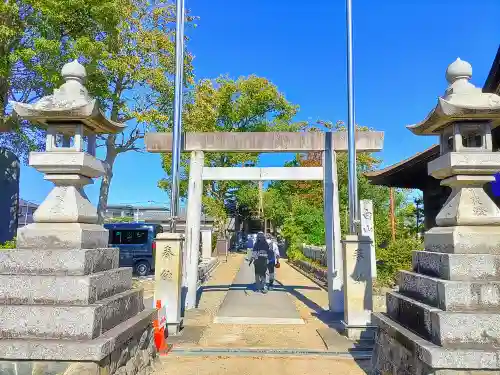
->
[170, 0, 186, 233]
[346, 0, 359, 234]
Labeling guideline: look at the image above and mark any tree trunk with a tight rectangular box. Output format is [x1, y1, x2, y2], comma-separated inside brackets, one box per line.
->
[97, 135, 117, 224]
[0, 76, 9, 130]
[96, 79, 123, 224]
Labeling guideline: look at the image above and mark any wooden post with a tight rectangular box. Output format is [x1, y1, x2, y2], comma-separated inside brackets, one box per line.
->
[389, 187, 396, 241]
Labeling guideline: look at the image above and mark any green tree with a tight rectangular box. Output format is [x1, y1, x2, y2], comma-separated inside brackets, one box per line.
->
[0, 0, 127, 161]
[262, 186, 289, 229]
[82, 0, 196, 223]
[159, 75, 301, 231]
[1, 0, 196, 222]
[263, 120, 416, 258]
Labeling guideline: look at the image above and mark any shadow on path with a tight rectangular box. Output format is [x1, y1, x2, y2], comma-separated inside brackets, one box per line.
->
[274, 280, 344, 327]
[275, 279, 373, 373]
[195, 283, 320, 307]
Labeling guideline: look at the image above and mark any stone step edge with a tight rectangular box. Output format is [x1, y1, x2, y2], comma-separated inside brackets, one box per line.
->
[373, 312, 500, 369]
[0, 308, 156, 361]
[399, 270, 500, 311]
[386, 291, 442, 342]
[386, 291, 500, 348]
[0, 247, 119, 276]
[0, 288, 144, 340]
[412, 251, 500, 281]
[0, 267, 133, 305]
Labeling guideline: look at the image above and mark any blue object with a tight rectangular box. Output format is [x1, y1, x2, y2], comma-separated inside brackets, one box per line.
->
[104, 223, 163, 276]
[492, 173, 500, 197]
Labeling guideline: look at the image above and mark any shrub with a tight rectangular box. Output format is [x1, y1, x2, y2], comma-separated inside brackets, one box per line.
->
[286, 244, 305, 261]
[105, 217, 134, 223]
[0, 239, 16, 249]
[376, 237, 423, 287]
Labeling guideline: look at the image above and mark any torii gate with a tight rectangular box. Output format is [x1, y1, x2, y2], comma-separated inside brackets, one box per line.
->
[145, 131, 384, 312]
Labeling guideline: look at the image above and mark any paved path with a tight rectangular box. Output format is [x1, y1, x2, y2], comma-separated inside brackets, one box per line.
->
[156, 254, 373, 374]
[157, 356, 370, 375]
[214, 259, 304, 325]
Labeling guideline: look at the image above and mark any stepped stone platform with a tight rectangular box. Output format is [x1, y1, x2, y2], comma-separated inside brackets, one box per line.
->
[372, 244, 500, 374]
[372, 245, 500, 374]
[0, 247, 157, 374]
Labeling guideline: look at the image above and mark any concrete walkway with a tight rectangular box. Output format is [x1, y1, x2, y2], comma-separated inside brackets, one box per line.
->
[159, 356, 370, 375]
[195, 255, 346, 350]
[214, 258, 304, 325]
[155, 253, 373, 375]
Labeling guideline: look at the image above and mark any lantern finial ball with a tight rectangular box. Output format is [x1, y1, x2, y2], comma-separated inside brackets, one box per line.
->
[61, 59, 86, 83]
[445, 57, 472, 84]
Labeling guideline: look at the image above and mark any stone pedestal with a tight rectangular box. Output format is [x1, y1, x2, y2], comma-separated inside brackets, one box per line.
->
[371, 59, 500, 374]
[0, 247, 157, 374]
[153, 232, 184, 336]
[341, 235, 376, 340]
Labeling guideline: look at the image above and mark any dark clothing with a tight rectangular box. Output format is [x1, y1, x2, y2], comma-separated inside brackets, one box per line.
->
[254, 256, 268, 276]
[252, 238, 270, 292]
[252, 239, 270, 259]
[267, 261, 275, 274]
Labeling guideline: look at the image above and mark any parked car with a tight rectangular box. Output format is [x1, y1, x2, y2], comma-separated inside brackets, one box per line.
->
[104, 223, 163, 276]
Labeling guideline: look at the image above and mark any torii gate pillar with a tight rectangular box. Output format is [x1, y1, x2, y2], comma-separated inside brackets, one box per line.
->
[323, 132, 344, 312]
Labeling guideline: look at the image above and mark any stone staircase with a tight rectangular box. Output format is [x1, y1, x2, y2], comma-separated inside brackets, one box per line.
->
[0, 247, 157, 375]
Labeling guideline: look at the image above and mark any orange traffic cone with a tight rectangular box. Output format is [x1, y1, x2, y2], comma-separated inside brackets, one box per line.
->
[153, 300, 170, 354]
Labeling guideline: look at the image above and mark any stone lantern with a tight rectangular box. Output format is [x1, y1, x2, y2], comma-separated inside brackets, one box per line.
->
[11, 59, 125, 249]
[371, 58, 500, 374]
[0, 60, 157, 375]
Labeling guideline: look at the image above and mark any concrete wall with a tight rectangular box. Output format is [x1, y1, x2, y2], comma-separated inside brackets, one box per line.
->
[0, 148, 20, 243]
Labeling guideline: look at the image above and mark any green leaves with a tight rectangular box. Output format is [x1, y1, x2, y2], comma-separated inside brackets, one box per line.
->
[376, 237, 423, 287]
[159, 75, 299, 229]
[1, 0, 132, 158]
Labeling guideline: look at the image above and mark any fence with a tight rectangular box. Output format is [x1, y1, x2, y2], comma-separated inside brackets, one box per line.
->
[301, 243, 327, 266]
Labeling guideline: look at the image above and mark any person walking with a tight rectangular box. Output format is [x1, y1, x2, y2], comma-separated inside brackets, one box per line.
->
[246, 233, 256, 262]
[265, 234, 280, 290]
[249, 232, 270, 293]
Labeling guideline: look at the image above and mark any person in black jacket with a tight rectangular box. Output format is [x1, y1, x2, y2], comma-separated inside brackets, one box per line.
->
[249, 232, 270, 293]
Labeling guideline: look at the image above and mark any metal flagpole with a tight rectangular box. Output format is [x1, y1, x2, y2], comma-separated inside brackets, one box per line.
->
[346, 0, 359, 234]
[170, 0, 186, 233]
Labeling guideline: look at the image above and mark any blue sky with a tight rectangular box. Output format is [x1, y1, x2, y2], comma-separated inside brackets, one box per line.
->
[19, 0, 500, 207]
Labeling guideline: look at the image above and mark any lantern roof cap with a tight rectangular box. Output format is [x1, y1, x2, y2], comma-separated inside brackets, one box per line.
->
[407, 58, 500, 136]
[10, 59, 125, 135]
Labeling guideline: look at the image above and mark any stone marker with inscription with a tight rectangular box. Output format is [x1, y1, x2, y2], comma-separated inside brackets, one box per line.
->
[371, 59, 500, 374]
[0, 60, 157, 375]
[360, 199, 376, 279]
[341, 234, 375, 340]
[153, 232, 184, 335]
